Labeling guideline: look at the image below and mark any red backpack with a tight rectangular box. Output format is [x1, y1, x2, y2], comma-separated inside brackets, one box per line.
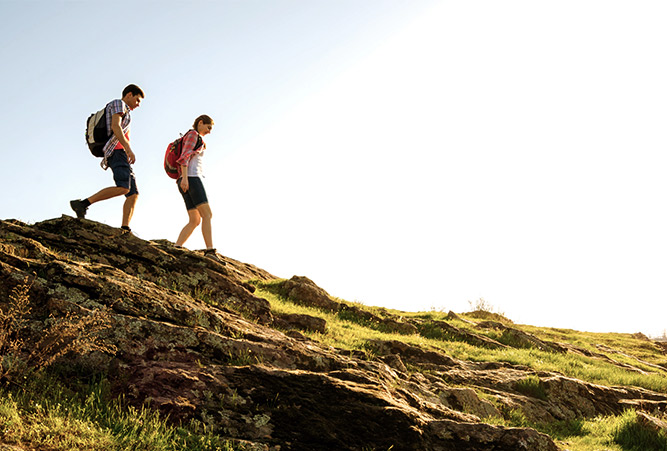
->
[164, 130, 203, 179]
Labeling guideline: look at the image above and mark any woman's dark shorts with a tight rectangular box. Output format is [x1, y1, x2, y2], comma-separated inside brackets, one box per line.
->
[178, 176, 209, 210]
[108, 149, 139, 197]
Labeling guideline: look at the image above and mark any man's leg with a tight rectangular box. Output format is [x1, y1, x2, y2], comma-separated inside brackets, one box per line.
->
[120, 166, 140, 229]
[122, 194, 138, 228]
[71, 149, 132, 219]
[176, 209, 202, 246]
[88, 186, 130, 204]
[71, 186, 129, 219]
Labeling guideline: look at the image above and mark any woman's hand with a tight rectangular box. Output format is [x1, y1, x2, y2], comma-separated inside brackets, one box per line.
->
[180, 177, 189, 192]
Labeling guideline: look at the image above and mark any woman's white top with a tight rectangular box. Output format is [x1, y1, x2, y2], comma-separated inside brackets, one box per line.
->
[187, 147, 205, 177]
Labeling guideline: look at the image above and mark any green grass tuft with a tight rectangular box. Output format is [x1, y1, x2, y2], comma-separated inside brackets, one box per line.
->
[613, 410, 667, 451]
[515, 374, 548, 401]
[0, 374, 245, 450]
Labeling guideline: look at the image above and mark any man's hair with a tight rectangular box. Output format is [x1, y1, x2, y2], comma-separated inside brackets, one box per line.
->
[122, 84, 145, 98]
[193, 114, 214, 129]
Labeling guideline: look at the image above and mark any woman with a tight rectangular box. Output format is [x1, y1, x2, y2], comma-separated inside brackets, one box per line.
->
[175, 114, 223, 263]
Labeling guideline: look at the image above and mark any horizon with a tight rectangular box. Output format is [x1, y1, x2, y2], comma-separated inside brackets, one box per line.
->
[7, 213, 667, 339]
[5, 213, 667, 341]
[1, 1, 666, 337]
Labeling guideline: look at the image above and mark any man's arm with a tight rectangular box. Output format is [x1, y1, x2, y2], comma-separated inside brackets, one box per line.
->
[110, 113, 136, 164]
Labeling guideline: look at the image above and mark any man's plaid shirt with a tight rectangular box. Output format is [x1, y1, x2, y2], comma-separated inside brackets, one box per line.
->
[100, 99, 131, 169]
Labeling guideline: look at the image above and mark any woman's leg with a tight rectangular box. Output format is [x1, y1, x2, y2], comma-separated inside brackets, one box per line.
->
[176, 209, 201, 247]
[196, 203, 214, 249]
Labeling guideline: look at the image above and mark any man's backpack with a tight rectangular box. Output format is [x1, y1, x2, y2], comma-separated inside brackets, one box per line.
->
[85, 105, 110, 158]
[164, 131, 203, 179]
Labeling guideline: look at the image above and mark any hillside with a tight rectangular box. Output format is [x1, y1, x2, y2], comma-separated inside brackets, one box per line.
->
[1, 216, 667, 450]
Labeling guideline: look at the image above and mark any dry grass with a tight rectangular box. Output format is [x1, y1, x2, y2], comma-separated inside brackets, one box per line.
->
[0, 277, 33, 381]
[0, 276, 117, 382]
[0, 277, 243, 450]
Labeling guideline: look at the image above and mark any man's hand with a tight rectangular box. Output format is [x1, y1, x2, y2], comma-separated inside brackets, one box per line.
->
[126, 148, 136, 164]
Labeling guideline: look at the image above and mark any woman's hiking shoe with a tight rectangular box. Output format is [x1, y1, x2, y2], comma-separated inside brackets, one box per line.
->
[70, 199, 88, 219]
[204, 248, 226, 265]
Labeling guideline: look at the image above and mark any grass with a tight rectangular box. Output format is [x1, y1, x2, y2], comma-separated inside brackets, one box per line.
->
[557, 410, 667, 451]
[251, 280, 667, 450]
[254, 282, 667, 394]
[259, 283, 425, 353]
[483, 409, 667, 451]
[0, 374, 244, 451]
[4, 275, 667, 451]
[613, 410, 667, 451]
[0, 277, 246, 451]
[515, 374, 548, 401]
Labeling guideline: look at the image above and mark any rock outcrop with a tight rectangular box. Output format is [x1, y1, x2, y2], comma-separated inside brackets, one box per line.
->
[2, 216, 667, 450]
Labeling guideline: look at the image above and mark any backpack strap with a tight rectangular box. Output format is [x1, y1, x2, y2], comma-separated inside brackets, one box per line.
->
[183, 129, 204, 152]
[175, 130, 204, 168]
[194, 134, 203, 152]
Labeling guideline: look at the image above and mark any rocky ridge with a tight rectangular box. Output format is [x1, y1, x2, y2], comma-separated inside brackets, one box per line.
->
[1, 216, 667, 450]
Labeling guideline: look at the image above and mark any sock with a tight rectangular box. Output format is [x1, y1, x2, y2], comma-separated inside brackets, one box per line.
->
[121, 226, 131, 231]
[82, 199, 91, 207]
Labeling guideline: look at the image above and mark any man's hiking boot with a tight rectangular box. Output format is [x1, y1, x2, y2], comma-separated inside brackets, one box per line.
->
[70, 199, 88, 219]
[204, 248, 226, 265]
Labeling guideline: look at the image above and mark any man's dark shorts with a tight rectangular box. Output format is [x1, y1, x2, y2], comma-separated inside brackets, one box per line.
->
[178, 176, 209, 210]
[108, 149, 138, 197]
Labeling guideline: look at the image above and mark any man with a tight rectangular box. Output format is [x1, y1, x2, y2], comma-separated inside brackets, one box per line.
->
[70, 84, 144, 233]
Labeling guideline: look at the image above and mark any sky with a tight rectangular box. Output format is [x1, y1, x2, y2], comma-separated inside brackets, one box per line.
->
[1, 0, 666, 337]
